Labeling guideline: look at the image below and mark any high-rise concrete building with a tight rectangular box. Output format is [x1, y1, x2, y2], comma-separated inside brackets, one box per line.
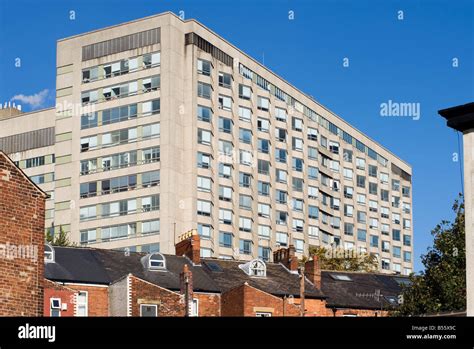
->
[0, 12, 413, 274]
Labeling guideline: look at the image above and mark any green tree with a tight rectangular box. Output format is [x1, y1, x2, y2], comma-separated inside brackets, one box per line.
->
[395, 195, 466, 316]
[45, 225, 72, 247]
[307, 245, 378, 272]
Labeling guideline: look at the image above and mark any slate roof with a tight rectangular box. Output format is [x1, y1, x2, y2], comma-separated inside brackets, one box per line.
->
[199, 259, 325, 299]
[45, 246, 220, 293]
[45, 246, 408, 309]
[321, 270, 409, 310]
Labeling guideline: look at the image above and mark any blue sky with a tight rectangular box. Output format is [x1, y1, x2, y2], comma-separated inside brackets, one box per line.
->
[1, 0, 473, 272]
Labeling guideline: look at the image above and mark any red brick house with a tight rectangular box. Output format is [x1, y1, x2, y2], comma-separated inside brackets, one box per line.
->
[44, 231, 407, 317]
[0, 151, 47, 316]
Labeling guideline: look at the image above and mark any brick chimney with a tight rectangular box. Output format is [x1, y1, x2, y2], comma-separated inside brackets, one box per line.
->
[273, 245, 299, 271]
[304, 256, 321, 289]
[180, 264, 194, 316]
[175, 229, 200, 265]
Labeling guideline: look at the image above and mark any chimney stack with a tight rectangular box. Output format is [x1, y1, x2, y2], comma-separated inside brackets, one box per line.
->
[304, 256, 322, 289]
[180, 264, 194, 316]
[175, 229, 201, 265]
[273, 245, 299, 271]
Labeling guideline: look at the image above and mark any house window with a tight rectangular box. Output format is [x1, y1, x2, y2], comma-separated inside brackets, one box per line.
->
[148, 253, 166, 269]
[250, 259, 267, 276]
[50, 298, 61, 317]
[140, 304, 158, 317]
[276, 232, 288, 246]
[191, 299, 199, 317]
[275, 108, 287, 122]
[76, 292, 88, 317]
[44, 244, 55, 263]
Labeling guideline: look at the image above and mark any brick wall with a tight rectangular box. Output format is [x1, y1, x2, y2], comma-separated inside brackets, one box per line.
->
[330, 308, 389, 317]
[130, 275, 186, 317]
[43, 279, 75, 317]
[0, 153, 46, 316]
[194, 293, 221, 317]
[66, 283, 109, 316]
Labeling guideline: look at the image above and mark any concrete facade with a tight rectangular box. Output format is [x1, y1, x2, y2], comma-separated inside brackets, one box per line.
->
[0, 12, 413, 274]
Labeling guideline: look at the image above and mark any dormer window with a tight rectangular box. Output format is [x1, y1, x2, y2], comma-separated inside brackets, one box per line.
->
[239, 259, 266, 277]
[44, 243, 55, 263]
[142, 252, 166, 270]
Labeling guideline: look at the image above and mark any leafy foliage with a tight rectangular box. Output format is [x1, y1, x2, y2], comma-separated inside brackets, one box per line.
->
[307, 245, 378, 272]
[395, 195, 466, 316]
[45, 225, 72, 246]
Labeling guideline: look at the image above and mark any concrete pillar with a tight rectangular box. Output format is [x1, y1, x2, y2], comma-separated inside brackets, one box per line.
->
[439, 102, 474, 316]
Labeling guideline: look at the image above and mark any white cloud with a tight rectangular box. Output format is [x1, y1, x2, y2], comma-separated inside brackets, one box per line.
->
[10, 89, 49, 109]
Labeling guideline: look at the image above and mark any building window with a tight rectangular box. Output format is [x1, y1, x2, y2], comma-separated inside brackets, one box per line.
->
[197, 105, 212, 122]
[250, 259, 267, 276]
[191, 299, 199, 317]
[258, 225, 271, 239]
[257, 118, 270, 132]
[219, 209, 232, 225]
[197, 59, 211, 76]
[198, 224, 212, 240]
[197, 200, 212, 216]
[239, 106, 252, 122]
[295, 239, 304, 253]
[239, 195, 252, 210]
[44, 244, 55, 263]
[50, 298, 61, 317]
[276, 232, 288, 247]
[239, 84, 252, 100]
[239, 128, 252, 144]
[219, 163, 232, 178]
[142, 220, 160, 235]
[140, 304, 158, 317]
[219, 72, 232, 88]
[257, 96, 269, 111]
[219, 117, 233, 133]
[240, 240, 252, 255]
[258, 203, 271, 218]
[76, 292, 88, 317]
[198, 82, 212, 99]
[258, 247, 271, 262]
[197, 152, 211, 168]
[239, 217, 252, 232]
[219, 231, 233, 248]
[218, 95, 232, 111]
[198, 129, 212, 145]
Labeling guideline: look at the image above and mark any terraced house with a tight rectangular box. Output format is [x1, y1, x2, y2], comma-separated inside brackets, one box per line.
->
[0, 11, 413, 274]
